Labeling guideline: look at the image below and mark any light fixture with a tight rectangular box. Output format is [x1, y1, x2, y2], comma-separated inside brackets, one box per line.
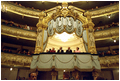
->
[49, 1, 78, 3]
[10, 67, 13, 71]
[63, 70, 66, 72]
[114, 39, 116, 43]
[54, 32, 75, 42]
[112, 38, 116, 43]
[107, 14, 111, 18]
[63, 6, 67, 9]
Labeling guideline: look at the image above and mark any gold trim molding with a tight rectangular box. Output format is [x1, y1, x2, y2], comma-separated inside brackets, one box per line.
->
[1, 1, 119, 19]
[1, 24, 119, 41]
[1, 52, 119, 69]
[1, 25, 37, 41]
[94, 27, 119, 41]
[99, 55, 119, 67]
[1, 52, 32, 67]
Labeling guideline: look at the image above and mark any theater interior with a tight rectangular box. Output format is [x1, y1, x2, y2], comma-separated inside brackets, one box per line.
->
[1, 1, 119, 80]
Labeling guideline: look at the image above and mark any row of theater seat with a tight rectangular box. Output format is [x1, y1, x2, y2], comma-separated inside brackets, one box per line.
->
[1, 20, 35, 31]
[98, 50, 119, 57]
[94, 22, 119, 31]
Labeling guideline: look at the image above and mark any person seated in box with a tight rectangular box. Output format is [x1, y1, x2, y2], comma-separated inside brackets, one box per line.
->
[50, 48, 56, 53]
[112, 51, 117, 55]
[66, 47, 72, 53]
[75, 47, 80, 53]
[57, 47, 64, 53]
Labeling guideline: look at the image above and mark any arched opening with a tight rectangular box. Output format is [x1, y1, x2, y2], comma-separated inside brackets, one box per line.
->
[44, 32, 86, 52]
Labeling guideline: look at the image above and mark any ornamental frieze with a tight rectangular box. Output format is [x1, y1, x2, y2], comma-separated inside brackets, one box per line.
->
[1, 25, 37, 41]
[1, 52, 32, 67]
[94, 27, 119, 40]
[1, 1, 119, 19]
[1, 52, 119, 68]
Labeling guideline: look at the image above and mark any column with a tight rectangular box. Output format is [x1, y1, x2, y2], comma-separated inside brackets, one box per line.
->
[34, 11, 46, 54]
[92, 71, 99, 80]
[84, 11, 97, 54]
[51, 71, 58, 80]
[72, 70, 79, 80]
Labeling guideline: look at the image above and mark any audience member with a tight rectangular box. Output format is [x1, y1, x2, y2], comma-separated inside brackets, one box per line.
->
[74, 50, 75, 53]
[49, 49, 52, 53]
[5, 20, 8, 25]
[75, 47, 80, 53]
[27, 26, 30, 30]
[9, 21, 15, 27]
[63, 72, 70, 80]
[57, 47, 64, 53]
[50, 48, 56, 53]
[15, 24, 19, 28]
[66, 47, 72, 53]
[30, 27, 33, 30]
[19, 25, 22, 28]
[17, 50, 21, 54]
[100, 52, 104, 56]
[29, 72, 37, 80]
[24, 25, 28, 29]
[75, 75, 79, 80]
[8, 49, 12, 53]
[1, 48, 7, 52]
[112, 51, 117, 55]
[46, 50, 49, 53]
[106, 50, 112, 55]
[23, 50, 27, 54]
[27, 51, 31, 55]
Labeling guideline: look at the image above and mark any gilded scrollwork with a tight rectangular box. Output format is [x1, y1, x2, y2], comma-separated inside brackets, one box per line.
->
[94, 27, 119, 40]
[1, 52, 119, 68]
[1, 1, 119, 19]
[1, 25, 37, 40]
[91, 3, 119, 18]
[99, 55, 119, 67]
[1, 52, 32, 67]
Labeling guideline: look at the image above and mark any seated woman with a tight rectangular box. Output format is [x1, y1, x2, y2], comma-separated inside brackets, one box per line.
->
[50, 48, 56, 53]
[75, 47, 80, 53]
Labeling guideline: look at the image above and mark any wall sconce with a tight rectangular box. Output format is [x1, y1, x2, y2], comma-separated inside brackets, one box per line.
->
[107, 14, 111, 18]
[112, 38, 116, 43]
[10, 67, 13, 71]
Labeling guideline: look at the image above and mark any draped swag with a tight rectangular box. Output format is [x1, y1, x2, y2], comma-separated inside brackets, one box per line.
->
[47, 17, 88, 52]
[30, 54, 101, 71]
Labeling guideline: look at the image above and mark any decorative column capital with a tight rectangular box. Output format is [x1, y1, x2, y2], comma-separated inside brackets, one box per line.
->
[88, 22, 95, 27]
[36, 11, 47, 29]
[84, 11, 92, 17]
[82, 23, 88, 29]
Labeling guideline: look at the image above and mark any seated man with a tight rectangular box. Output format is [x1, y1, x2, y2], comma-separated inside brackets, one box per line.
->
[57, 47, 64, 53]
[29, 72, 37, 80]
[75, 47, 80, 53]
[66, 47, 72, 53]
